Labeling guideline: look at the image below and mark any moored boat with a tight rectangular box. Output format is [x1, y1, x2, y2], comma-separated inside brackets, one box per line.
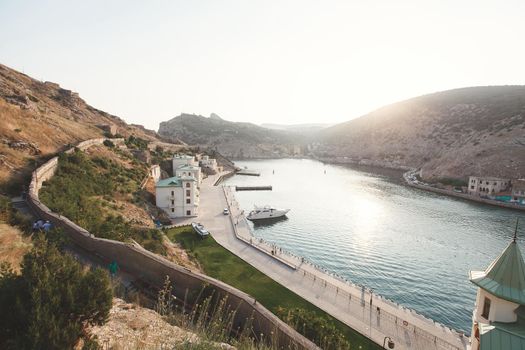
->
[246, 205, 290, 221]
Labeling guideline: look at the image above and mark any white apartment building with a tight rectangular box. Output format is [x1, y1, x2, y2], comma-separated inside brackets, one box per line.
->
[468, 176, 510, 196]
[175, 164, 202, 186]
[155, 176, 199, 218]
[172, 154, 197, 170]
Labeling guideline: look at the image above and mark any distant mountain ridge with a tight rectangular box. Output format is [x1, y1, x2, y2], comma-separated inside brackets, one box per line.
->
[158, 113, 306, 159]
[317, 86, 525, 180]
[158, 87, 525, 181]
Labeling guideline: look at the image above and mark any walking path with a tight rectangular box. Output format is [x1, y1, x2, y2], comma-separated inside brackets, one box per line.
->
[174, 173, 469, 350]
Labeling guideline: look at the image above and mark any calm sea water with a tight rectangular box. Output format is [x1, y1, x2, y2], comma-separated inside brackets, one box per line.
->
[224, 158, 525, 333]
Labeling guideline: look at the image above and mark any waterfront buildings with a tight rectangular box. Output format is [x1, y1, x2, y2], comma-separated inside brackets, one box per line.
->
[155, 176, 199, 218]
[468, 177, 511, 196]
[469, 232, 525, 350]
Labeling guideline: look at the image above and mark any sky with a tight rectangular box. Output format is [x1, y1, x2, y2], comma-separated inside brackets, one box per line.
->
[1, 0, 524, 130]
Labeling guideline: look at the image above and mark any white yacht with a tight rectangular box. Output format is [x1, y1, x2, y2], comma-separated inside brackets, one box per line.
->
[246, 205, 290, 221]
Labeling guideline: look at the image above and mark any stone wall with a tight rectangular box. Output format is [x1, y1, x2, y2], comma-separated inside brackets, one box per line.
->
[26, 138, 317, 350]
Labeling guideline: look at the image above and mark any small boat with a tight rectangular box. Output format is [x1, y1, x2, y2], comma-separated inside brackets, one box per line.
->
[246, 205, 290, 221]
[191, 222, 209, 237]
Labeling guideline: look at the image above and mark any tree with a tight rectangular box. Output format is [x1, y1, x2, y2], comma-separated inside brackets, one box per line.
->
[0, 234, 112, 349]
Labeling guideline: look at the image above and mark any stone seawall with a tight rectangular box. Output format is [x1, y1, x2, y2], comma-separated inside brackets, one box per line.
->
[26, 138, 317, 350]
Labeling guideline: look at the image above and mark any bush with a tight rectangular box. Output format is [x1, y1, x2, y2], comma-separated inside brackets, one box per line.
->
[103, 139, 114, 148]
[0, 235, 112, 349]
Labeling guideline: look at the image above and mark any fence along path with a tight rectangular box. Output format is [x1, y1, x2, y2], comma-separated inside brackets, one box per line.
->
[222, 185, 469, 350]
[26, 138, 318, 350]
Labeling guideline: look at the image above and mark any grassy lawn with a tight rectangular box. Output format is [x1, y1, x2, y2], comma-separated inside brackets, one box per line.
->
[167, 225, 381, 350]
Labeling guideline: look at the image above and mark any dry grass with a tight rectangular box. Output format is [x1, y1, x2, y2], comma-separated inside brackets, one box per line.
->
[0, 221, 32, 272]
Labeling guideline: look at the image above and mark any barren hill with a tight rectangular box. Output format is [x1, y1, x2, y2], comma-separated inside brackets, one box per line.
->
[0, 63, 160, 193]
[158, 113, 306, 159]
[317, 86, 525, 181]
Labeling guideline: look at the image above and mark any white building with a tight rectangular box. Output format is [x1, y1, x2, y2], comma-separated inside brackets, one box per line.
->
[199, 155, 219, 173]
[172, 154, 197, 170]
[175, 164, 202, 186]
[468, 177, 510, 196]
[155, 176, 199, 218]
[150, 165, 161, 183]
[469, 231, 525, 350]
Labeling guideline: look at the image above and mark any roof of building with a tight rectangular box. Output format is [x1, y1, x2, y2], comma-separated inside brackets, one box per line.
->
[470, 240, 525, 305]
[479, 314, 525, 350]
[176, 164, 200, 171]
[470, 176, 510, 182]
[156, 176, 182, 188]
[173, 154, 194, 159]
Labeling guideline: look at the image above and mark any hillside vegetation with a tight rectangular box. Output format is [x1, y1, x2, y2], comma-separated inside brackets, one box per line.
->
[39, 145, 167, 254]
[0, 63, 161, 194]
[317, 86, 525, 180]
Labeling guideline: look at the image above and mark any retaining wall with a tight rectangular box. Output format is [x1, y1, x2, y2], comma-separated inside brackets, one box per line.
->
[27, 138, 317, 350]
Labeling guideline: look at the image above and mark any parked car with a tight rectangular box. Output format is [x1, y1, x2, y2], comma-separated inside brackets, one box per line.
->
[223, 208, 230, 215]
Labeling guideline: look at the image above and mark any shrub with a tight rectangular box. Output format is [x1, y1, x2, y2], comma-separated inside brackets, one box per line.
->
[0, 235, 112, 349]
[103, 139, 114, 148]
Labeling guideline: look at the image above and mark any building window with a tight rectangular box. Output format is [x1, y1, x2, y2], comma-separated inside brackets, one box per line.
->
[186, 210, 191, 216]
[186, 198, 191, 204]
[470, 186, 475, 190]
[186, 189, 191, 196]
[171, 191, 174, 196]
[481, 297, 491, 319]
[171, 200, 174, 205]
[186, 183, 190, 188]
[171, 208, 174, 213]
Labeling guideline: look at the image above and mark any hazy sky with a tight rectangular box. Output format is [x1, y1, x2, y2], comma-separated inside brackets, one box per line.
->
[1, 1, 524, 130]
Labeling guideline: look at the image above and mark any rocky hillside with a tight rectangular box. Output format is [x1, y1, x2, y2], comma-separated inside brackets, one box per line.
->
[317, 86, 525, 181]
[0, 63, 161, 193]
[158, 113, 306, 159]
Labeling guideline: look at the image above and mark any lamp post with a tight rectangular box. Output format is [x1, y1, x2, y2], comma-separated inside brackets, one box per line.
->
[383, 336, 395, 349]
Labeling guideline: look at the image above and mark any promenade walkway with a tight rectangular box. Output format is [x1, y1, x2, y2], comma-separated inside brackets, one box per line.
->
[176, 173, 469, 350]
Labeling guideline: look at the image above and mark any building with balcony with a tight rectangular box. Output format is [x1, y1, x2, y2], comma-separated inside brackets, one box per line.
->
[155, 176, 199, 218]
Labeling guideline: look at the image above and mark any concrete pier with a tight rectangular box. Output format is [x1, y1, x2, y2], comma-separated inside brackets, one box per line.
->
[236, 170, 260, 176]
[177, 174, 469, 350]
[235, 185, 272, 191]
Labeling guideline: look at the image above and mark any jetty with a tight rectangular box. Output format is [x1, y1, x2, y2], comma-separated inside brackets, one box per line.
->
[236, 169, 260, 176]
[235, 185, 272, 191]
